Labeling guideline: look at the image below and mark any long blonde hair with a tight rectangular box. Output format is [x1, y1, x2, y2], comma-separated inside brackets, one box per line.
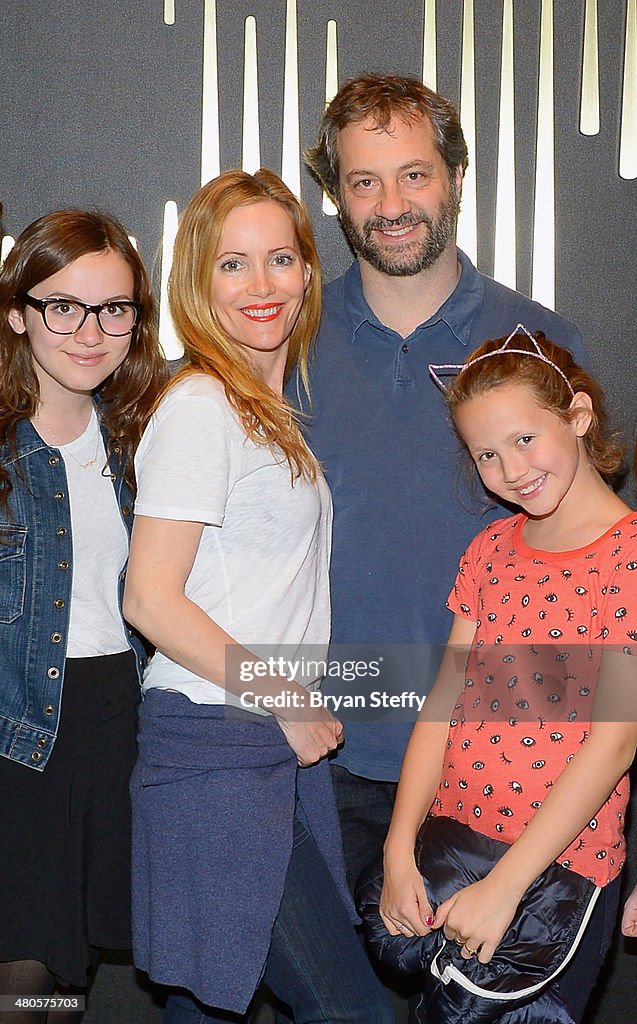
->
[166, 169, 321, 480]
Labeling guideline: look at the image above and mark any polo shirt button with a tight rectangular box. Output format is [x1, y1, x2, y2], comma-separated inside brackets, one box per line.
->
[401, 343, 409, 353]
[51, 632, 63, 643]
[49, 455, 60, 466]
[54, 598, 65, 609]
[44, 703, 56, 714]
[56, 526, 67, 537]
[47, 668, 60, 680]
[58, 560, 69, 570]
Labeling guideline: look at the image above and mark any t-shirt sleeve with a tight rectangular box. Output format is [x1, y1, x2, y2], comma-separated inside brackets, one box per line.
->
[134, 385, 237, 525]
[447, 534, 482, 621]
[599, 526, 637, 654]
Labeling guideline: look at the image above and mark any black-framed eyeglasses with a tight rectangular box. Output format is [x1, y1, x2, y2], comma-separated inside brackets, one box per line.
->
[17, 293, 143, 337]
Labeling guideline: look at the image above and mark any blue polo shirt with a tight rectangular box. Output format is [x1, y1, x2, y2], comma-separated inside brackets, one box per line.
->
[302, 249, 586, 781]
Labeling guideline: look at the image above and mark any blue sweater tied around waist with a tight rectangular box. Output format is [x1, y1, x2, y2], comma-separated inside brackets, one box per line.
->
[131, 690, 355, 1013]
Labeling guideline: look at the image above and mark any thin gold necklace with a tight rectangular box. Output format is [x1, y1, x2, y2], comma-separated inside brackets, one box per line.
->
[61, 416, 101, 470]
[63, 435, 101, 470]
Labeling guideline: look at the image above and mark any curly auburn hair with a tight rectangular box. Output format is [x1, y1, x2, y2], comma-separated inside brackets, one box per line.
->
[445, 330, 623, 479]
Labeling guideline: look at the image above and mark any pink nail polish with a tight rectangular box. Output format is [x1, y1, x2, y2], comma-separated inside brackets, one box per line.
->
[425, 915, 435, 927]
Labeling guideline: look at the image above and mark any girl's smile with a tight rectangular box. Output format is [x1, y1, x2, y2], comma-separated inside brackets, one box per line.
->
[515, 473, 547, 498]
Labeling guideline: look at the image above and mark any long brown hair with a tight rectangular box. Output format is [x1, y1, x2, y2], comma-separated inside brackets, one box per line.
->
[0, 209, 167, 508]
[166, 168, 321, 480]
[446, 330, 624, 478]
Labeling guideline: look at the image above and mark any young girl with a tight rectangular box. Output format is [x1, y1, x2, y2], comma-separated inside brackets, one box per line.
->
[380, 326, 637, 1023]
[123, 169, 394, 1024]
[0, 210, 165, 1023]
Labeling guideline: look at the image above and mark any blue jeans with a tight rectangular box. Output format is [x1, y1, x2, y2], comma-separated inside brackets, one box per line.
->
[556, 872, 622, 1023]
[329, 764, 397, 894]
[330, 765, 419, 1024]
[164, 814, 395, 1024]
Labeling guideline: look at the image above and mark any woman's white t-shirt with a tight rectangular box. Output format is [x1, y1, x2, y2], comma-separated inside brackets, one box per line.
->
[134, 374, 332, 705]
[58, 407, 129, 657]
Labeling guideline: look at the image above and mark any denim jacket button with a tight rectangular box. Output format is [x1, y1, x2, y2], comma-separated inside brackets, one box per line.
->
[53, 598, 65, 609]
[46, 668, 59, 679]
[51, 632, 63, 644]
[122, 505, 131, 516]
[31, 750, 42, 762]
[37, 737, 48, 748]
[58, 560, 69, 570]
[48, 456, 60, 466]
[56, 526, 67, 537]
[44, 703, 56, 713]
[54, 491, 65, 500]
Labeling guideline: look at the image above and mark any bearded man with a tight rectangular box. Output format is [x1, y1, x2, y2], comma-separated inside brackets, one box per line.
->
[300, 73, 589, 903]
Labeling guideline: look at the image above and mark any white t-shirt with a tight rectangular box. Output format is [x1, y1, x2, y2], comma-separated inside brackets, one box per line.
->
[134, 374, 332, 705]
[59, 408, 129, 657]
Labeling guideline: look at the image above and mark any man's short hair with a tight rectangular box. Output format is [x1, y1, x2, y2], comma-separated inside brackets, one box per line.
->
[305, 73, 469, 203]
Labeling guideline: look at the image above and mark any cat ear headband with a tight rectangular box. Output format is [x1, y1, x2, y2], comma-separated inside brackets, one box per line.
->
[428, 322, 575, 399]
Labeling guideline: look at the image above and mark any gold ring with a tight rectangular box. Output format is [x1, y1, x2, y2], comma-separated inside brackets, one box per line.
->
[464, 945, 478, 957]
[454, 936, 467, 946]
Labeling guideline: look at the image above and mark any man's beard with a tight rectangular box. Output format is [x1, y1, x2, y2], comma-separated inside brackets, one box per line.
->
[339, 179, 460, 277]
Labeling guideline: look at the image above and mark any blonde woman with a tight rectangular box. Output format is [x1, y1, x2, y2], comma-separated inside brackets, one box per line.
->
[124, 170, 394, 1024]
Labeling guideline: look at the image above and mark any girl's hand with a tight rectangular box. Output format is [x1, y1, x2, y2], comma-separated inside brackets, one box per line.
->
[276, 706, 343, 766]
[621, 883, 637, 937]
[434, 875, 521, 963]
[380, 851, 435, 937]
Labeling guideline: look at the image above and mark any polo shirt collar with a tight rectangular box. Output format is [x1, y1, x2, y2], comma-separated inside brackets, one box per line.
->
[343, 248, 484, 348]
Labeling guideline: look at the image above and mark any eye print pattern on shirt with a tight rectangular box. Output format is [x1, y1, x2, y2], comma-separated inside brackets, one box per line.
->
[435, 513, 637, 886]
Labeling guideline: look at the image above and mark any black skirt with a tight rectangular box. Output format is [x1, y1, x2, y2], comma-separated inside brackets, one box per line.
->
[0, 650, 139, 987]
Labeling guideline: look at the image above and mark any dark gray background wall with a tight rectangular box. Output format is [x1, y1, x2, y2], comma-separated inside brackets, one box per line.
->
[1, 2, 636, 1021]
[2, 3, 636, 418]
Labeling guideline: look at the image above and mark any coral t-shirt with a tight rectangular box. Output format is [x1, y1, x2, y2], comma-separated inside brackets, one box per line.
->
[434, 511, 637, 886]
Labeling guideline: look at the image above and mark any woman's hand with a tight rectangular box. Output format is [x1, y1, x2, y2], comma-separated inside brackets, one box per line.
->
[276, 704, 344, 766]
[434, 875, 521, 963]
[380, 850, 434, 937]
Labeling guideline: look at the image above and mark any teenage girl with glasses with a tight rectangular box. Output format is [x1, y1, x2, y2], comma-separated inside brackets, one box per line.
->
[0, 210, 165, 1023]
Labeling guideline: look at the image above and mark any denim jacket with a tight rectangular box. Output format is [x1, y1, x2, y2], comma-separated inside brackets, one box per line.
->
[0, 411, 146, 770]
